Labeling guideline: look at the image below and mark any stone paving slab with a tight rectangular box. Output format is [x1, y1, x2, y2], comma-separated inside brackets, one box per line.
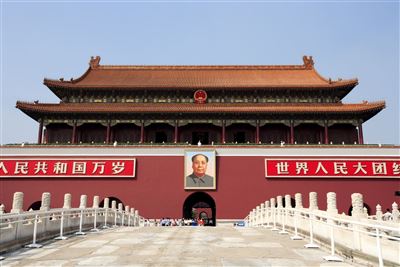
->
[1, 226, 359, 267]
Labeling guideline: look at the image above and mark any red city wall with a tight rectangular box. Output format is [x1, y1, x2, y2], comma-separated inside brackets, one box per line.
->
[0, 156, 398, 219]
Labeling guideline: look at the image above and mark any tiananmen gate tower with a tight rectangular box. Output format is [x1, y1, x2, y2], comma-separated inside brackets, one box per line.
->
[1, 56, 398, 224]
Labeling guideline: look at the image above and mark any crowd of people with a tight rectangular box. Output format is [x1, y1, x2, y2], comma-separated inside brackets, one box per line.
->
[143, 218, 212, 227]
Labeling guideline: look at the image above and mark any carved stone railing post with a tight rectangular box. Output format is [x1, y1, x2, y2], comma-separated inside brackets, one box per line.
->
[392, 202, 399, 223]
[103, 198, 109, 209]
[125, 205, 130, 226]
[265, 200, 271, 227]
[277, 195, 283, 209]
[270, 197, 278, 231]
[351, 193, 364, 218]
[112, 201, 118, 226]
[255, 205, 259, 225]
[90, 196, 100, 231]
[75, 195, 87, 235]
[130, 208, 135, 226]
[63, 193, 71, 209]
[92, 196, 99, 208]
[305, 192, 319, 248]
[79, 195, 87, 209]
[276, 195, 283, 227]
[11, 192, 24, 213]
[40, 192, 51, 211]
[118, 203, 124, 226]
[103, 198, 110, 229]
[134, 210, 139, 226]
[309, 192, 318, 210]
[375, 204, 382, 221]
[260, 203, 265, 225]
[363, 207, 369, 216]
[270, 198, 275, 209]
[291, 193, 303, 240]
[285, 195, 292, 209]
[279, 194, 291, 234]
[351, 193, 363, 250]
[0, 204, 4, 214]
[256, 205, 261, 226]
[295, 193, 303, 209]
[327, 192, 338, 214]
[323, 192, 343, 262]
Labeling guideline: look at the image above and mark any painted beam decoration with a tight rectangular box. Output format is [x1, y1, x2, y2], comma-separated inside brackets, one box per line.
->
[265, 157, 400, 178]
[0, 156, 136, 178]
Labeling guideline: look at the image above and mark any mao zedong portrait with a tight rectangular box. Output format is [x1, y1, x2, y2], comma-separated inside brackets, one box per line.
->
[186, 154, 214, 188]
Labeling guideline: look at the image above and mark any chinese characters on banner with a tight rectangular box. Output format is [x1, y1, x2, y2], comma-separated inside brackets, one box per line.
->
[265, 158, 400, 178]
[0, 157, 136, 178]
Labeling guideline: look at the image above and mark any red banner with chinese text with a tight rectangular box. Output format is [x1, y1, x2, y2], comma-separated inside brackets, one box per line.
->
[0, 156, 136, 178]
[265, 157, 400, 178]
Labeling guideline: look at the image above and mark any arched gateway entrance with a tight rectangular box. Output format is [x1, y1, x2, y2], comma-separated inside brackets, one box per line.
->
[183, 192, 216, 226]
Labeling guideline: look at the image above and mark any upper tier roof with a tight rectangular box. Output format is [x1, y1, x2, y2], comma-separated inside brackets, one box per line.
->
[43, 56, 358, 92]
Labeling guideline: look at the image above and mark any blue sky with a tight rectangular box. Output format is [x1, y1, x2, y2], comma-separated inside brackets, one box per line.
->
[1, 2, 399, 145]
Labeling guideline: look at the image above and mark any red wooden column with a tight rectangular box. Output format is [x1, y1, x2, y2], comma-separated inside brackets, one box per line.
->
[37, 120, 43, 144]
[133, 123, 136, 142]
[71, 122, 77, 144]
[358, 121, 364, 144]
[110, 128, 114, 143]
[106, 122, 111, 144]
[140, 120, 145, 143]
[44, 128, 49, 144]
[174, 120, 179, 143]
[290, 120, 294, 144]
[324, 121, 329, 144]
[255, 120, 260, 144]
[221, 120, 226, 143]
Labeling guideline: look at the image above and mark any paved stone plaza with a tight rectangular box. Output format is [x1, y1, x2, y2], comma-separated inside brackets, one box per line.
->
[1, 226, 359, 267]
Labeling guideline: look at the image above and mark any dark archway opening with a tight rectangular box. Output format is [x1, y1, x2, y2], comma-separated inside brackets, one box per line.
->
[183, 192, 216, 226]
[27, 201, 41, 211]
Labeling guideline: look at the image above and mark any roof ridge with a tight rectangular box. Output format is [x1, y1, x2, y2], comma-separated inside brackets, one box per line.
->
[93, 55, 312, 70]
[96, 65, 309, 70]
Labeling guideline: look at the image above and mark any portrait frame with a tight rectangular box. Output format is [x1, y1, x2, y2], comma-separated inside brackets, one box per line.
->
[184, 150, 216, 190]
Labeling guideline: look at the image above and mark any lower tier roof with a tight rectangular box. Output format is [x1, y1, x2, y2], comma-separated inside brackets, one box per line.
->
[16, 101, 385, 122]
